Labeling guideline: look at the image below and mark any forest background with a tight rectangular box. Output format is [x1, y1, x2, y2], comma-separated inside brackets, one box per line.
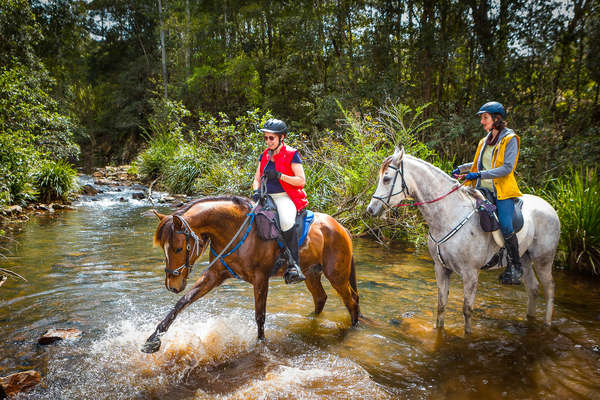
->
[0, 0, 598, 274]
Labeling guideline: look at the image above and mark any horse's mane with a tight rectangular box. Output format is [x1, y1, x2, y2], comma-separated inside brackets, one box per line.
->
[153, 195, 252, 247]
[173, 195, 252, 216]
[379, 153, 481, 201]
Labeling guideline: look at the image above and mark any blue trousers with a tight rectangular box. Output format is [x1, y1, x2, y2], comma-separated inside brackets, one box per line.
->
[496, 198, 515, 236]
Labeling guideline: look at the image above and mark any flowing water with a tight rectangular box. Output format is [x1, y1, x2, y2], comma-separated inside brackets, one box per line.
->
[1, 180, 599, 399]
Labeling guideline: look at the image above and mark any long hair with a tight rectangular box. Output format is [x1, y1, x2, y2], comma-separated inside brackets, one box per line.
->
[492, 114, 506, 132]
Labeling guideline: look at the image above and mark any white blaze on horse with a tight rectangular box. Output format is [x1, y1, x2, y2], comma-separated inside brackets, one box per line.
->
[367, 147, 560, 334]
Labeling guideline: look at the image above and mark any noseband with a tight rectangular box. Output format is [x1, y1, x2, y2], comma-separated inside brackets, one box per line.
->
[165, 215, 202, 277]
[371, 159, 410, 208]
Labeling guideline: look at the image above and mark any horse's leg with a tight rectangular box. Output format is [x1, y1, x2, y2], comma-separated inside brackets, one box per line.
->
[521, 253, 539, 319]
[462, 269, 479, 335]
[532, 255, 555, 326]
[141, 269, 225, 353]
[304, 267, 327, 315]
[253, 272, 269, 341]
[434, 263, 452, 329]
[323, 261, 359, 326]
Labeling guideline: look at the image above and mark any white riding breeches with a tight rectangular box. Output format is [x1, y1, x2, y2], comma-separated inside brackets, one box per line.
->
[270, 192, 297, 231]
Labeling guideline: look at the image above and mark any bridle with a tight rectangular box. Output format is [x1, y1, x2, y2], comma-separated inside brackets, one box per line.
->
[371, 158, 464, 208]
[164, 201, 260, 279]
[371, 159, 410, 208]
[165, 215, 203, 277]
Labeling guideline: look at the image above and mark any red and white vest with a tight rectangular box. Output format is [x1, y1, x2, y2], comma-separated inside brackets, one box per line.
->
[259, 144, 308, 211]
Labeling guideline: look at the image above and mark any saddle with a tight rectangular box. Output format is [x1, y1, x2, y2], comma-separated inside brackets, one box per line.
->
[476, 188, 526, 270]
[254, 195, 315, 247]
[475, 188, 524, 233]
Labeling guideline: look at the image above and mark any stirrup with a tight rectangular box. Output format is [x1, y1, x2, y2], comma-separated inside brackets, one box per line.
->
[284, 264, 305, 284]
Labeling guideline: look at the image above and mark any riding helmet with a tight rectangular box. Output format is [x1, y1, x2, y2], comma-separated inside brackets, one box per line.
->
[260, 119, 287, 134]
[476, 102, 506, 119]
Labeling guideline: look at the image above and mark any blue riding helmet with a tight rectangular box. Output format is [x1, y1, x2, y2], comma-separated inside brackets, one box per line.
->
[476, 102, 506, 119]
[259, 119, 287, 134]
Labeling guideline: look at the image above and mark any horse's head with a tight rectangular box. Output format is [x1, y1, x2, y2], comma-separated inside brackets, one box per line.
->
[367, 147, 410, 216]
[152, 210, 206, 293]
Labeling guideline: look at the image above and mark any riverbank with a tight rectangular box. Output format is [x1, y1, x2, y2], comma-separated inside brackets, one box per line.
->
[0, 165, 187, 229]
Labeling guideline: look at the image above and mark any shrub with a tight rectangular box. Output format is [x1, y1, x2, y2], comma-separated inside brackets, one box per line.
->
[0, 133, 37, 206]
[136, 136, 180, 181]
[136, 98, 189, 181]
[549, 167, 600, 275]
[32, 159, 78, 203]
[163, 144, 207, 195]
[309, 101, 442, 242]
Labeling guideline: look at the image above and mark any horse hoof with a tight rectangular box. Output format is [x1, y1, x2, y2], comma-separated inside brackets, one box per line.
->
[140, 338, 161, 353]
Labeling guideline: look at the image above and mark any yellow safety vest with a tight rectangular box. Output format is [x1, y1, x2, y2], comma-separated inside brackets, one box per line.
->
[465, 133, 523, 200]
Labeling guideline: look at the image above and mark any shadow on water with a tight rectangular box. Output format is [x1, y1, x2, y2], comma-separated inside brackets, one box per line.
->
[1, 183, 600, 399]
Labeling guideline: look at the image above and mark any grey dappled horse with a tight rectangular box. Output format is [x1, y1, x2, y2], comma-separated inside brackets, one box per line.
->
[367, 148, 560, 334]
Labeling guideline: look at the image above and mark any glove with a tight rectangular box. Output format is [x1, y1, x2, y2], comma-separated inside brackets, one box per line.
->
[464, 172, 481, 181]
[251, 190, 261, 203]
[451, 168, 460, 177]
[263, 168, 281, 181]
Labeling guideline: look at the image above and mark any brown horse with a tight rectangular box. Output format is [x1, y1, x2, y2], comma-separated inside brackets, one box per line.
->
[141, 195, 359, 353]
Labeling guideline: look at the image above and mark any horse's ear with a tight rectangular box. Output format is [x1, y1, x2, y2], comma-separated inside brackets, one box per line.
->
[393, 146, 405, 162]
[152, 209, 166, 221]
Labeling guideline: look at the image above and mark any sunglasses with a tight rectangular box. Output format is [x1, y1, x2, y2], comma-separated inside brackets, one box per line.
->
[264, 135, 278, 141]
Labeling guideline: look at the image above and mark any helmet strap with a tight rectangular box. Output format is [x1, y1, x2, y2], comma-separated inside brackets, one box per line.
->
[275, 135, 283, 151]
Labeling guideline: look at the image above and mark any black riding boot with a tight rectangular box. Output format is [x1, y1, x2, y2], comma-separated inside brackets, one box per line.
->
[282, 228, 305, 284]
[499, 232, 522, 285]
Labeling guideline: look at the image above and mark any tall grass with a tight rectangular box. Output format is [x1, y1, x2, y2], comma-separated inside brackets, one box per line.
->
[162, 144, 206, 195]
[32, 159, 78, 203]
[136, 98, 189, 181]
[550, 168, 600, 275]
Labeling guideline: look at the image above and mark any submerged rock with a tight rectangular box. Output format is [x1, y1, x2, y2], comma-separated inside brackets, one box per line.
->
[132, 192, 146, 200]
[0, 370, 41, 397]
[38, 328, 82, 345]
[81, 184, 99, 195]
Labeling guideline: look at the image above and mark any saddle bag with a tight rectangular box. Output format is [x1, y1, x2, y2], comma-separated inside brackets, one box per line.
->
[255, 194, 281, 241]
[477, 199, 501, 232]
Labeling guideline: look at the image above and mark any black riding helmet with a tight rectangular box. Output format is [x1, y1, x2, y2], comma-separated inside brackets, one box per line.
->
[259, 119, 287, 134]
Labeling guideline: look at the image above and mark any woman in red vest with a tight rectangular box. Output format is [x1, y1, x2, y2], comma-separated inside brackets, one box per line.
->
[252, 119, 308, 284]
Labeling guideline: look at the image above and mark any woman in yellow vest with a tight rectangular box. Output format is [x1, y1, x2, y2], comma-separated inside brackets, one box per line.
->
[452, 102, 523, 285]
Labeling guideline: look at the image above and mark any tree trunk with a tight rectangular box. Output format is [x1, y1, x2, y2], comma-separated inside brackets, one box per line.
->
[158, 0, 168, 98]
[185, 0, 190, 78]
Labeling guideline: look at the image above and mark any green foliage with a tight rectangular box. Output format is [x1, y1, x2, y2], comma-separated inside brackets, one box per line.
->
[317, 101, 447, 242]
[0, 133, 36, 206]
[0, 63, 80, 206]
[549, 168, 600, 275]
[162, 144, 206, 195]
[0, 0, 41, 69]
[31, 159, 78, 203]
[144, 97, 190, 143]
[0, 65, 80, 161]
[136, 98, 189, 181]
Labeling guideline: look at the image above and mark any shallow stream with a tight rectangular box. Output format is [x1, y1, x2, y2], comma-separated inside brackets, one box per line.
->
[1, 180, 599, 399]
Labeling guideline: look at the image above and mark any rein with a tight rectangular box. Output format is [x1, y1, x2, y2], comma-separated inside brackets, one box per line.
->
[394, 183, 463, 207]
[165, 201, 259, 279]
[373, 158, 463, 208]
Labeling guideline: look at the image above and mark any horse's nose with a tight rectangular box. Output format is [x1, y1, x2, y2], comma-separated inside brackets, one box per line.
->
[367, 205, 374, 215]
[169, 286, 181, 294]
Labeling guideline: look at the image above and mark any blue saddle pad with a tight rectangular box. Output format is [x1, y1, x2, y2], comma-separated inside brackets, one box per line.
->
[296, 210, 315, 247]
